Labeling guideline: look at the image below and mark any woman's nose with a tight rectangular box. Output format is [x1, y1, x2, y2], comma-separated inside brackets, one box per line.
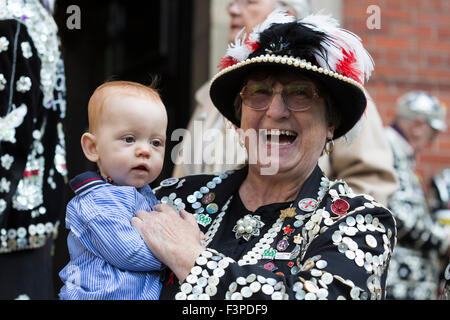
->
[265, 91, 290, 120]
[228, 1, 241, 14]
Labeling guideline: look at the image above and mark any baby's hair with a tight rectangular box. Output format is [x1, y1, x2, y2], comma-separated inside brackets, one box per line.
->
[87, 78, 162, 133]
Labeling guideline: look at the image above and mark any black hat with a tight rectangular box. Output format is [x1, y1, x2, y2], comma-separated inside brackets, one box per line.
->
[209, 11, 374, 139]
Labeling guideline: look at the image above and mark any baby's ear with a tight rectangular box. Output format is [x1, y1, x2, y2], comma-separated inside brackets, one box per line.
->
[81, 132, 99, 162]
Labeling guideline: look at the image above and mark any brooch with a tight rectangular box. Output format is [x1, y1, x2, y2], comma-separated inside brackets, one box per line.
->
[329, 189, 350, 216]
[232, 214, 265, 241]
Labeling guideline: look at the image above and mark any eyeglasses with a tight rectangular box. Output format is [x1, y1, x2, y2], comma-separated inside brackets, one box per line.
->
[239, 82, 320, 111]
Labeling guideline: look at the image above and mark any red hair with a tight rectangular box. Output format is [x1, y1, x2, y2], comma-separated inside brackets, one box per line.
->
[87, 80, 162, 133]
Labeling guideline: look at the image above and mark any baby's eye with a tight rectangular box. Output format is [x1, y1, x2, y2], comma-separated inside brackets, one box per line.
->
[123, 136, 135, 143]
[151, 140, 161, 147]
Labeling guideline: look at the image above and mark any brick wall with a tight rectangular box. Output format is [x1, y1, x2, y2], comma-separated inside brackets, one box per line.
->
[343, 0, 450, 192]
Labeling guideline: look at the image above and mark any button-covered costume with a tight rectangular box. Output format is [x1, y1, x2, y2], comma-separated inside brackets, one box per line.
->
[157, 166, 397, 300]
[0, 0, 67, 299]
[385, 126, 449, 300]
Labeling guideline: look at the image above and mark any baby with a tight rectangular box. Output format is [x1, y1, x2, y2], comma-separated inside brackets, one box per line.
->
[59, 80, 167, 299]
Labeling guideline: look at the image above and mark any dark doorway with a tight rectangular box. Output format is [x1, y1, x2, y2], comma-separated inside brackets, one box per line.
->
[52, 0, 201, 297]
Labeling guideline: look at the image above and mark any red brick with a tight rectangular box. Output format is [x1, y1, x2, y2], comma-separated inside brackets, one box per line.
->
[342, 0, 450, 191]
[417, 69, 450, 82]
[418, 153, 450, 164]
[417, 12, 450, 26]
[394, 24, 434, 38]
[418, 40, 450, 53]
[438, 140, 450, 150]
[425, 54, 445, 68]
[380, 8, 411, 21]
[374, 36, 411, 50]
[372, 65, 412, 78]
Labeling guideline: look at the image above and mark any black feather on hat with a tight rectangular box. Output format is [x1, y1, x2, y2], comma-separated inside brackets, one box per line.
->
[210, 10, 374, 140]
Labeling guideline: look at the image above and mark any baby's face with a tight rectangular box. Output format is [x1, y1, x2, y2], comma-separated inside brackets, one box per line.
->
[94, 95, 167, 188]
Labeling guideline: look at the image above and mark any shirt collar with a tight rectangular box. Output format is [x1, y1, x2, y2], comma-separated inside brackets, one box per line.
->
[69, 171, 106, 195]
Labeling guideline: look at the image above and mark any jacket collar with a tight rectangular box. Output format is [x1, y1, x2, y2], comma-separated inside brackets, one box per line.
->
[215, 164, 325, 210]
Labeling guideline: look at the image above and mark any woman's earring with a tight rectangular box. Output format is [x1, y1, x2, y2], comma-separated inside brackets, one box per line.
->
[324, 139, 334, 156]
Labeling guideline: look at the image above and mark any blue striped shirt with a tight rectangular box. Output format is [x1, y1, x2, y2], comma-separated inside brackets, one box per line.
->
[58, 172, 163, 300]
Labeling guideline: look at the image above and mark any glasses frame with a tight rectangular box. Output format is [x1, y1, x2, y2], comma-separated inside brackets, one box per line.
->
[239, 82, 320, 112]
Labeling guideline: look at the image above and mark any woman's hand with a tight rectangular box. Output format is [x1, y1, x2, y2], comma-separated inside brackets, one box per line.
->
[131, 204, 205, 282]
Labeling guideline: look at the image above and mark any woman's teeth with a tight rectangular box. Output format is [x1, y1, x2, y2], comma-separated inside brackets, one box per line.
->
[264, 129, 297, 145]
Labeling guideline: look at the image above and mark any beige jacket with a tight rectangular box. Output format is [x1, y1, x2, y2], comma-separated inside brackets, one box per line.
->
[172, 82, 398, 206]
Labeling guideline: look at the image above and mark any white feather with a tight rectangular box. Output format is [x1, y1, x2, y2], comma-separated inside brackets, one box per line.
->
[226, 9, 295, 62]
[225, 28, 252, 62]
[250, 8, 296, 43]
[300, 12, 374, 84]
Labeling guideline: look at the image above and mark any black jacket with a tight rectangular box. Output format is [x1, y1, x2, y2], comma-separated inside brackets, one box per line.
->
[0, 8, 67, 254]
[156, 165, 397, 300]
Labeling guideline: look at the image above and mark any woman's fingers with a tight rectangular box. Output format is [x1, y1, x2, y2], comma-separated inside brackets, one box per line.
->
[179, 209, 198, 227]
[135, 209, 153, 220]
[130, 216, 143, 228]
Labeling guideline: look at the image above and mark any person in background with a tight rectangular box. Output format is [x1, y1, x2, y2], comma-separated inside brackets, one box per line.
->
[429, 168, 450, 226]
[385, 91, 450, 300]
[428, 168, 450, 299]
[0, 0, 67, 299]
[172, 0, 398, 207]
[442, 263, 450, 300]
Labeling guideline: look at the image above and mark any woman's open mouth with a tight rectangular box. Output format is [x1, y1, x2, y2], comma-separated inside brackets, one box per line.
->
[264, 129, 298, 146]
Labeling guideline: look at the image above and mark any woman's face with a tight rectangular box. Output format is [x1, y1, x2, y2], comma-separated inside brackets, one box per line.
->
[397, 116, 437, 154]
[227, 0, 278, 42]
[238, 71, 335, 176]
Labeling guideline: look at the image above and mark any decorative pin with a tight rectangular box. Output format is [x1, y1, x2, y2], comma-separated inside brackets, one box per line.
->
[279, 207, 296, 220]
[176, 178, 186, 189]
[298, 198, 318, 212]
[201, 192, 215, 205]
[206, 203, 219, 214]
[233, 214, 265, 241]
[196, 213, 212, 227]
[274, 252, 291, 260]
[262, 248, 277, 260]
[263, 262, 277, 272]
[293, 234, 303, 244]
[160, 177, 179, 187]
[329, 189, 350, 216]
[289, 244, 301, 259]
[276, 236, 289, 251]
[283, 225, 293, 235]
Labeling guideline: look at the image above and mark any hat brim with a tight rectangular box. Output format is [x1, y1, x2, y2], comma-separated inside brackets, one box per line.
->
[210, 55, 367, 140]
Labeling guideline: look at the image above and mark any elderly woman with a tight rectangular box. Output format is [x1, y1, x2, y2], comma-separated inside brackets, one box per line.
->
[132, 12, 397, 300]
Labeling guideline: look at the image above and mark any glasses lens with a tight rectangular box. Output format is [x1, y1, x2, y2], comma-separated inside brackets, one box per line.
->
[242, 83, 273, 109]
[284, 83, 316, 111]
[241, 82, 318, 111]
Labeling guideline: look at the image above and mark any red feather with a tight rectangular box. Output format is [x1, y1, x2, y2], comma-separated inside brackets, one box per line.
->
[218, 56, 239, 70]
[245, 39, 261, 52]
[336, 49, 362, 84]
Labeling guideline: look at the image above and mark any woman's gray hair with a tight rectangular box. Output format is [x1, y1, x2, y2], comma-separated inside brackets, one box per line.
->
[276, 0, 311, 19]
